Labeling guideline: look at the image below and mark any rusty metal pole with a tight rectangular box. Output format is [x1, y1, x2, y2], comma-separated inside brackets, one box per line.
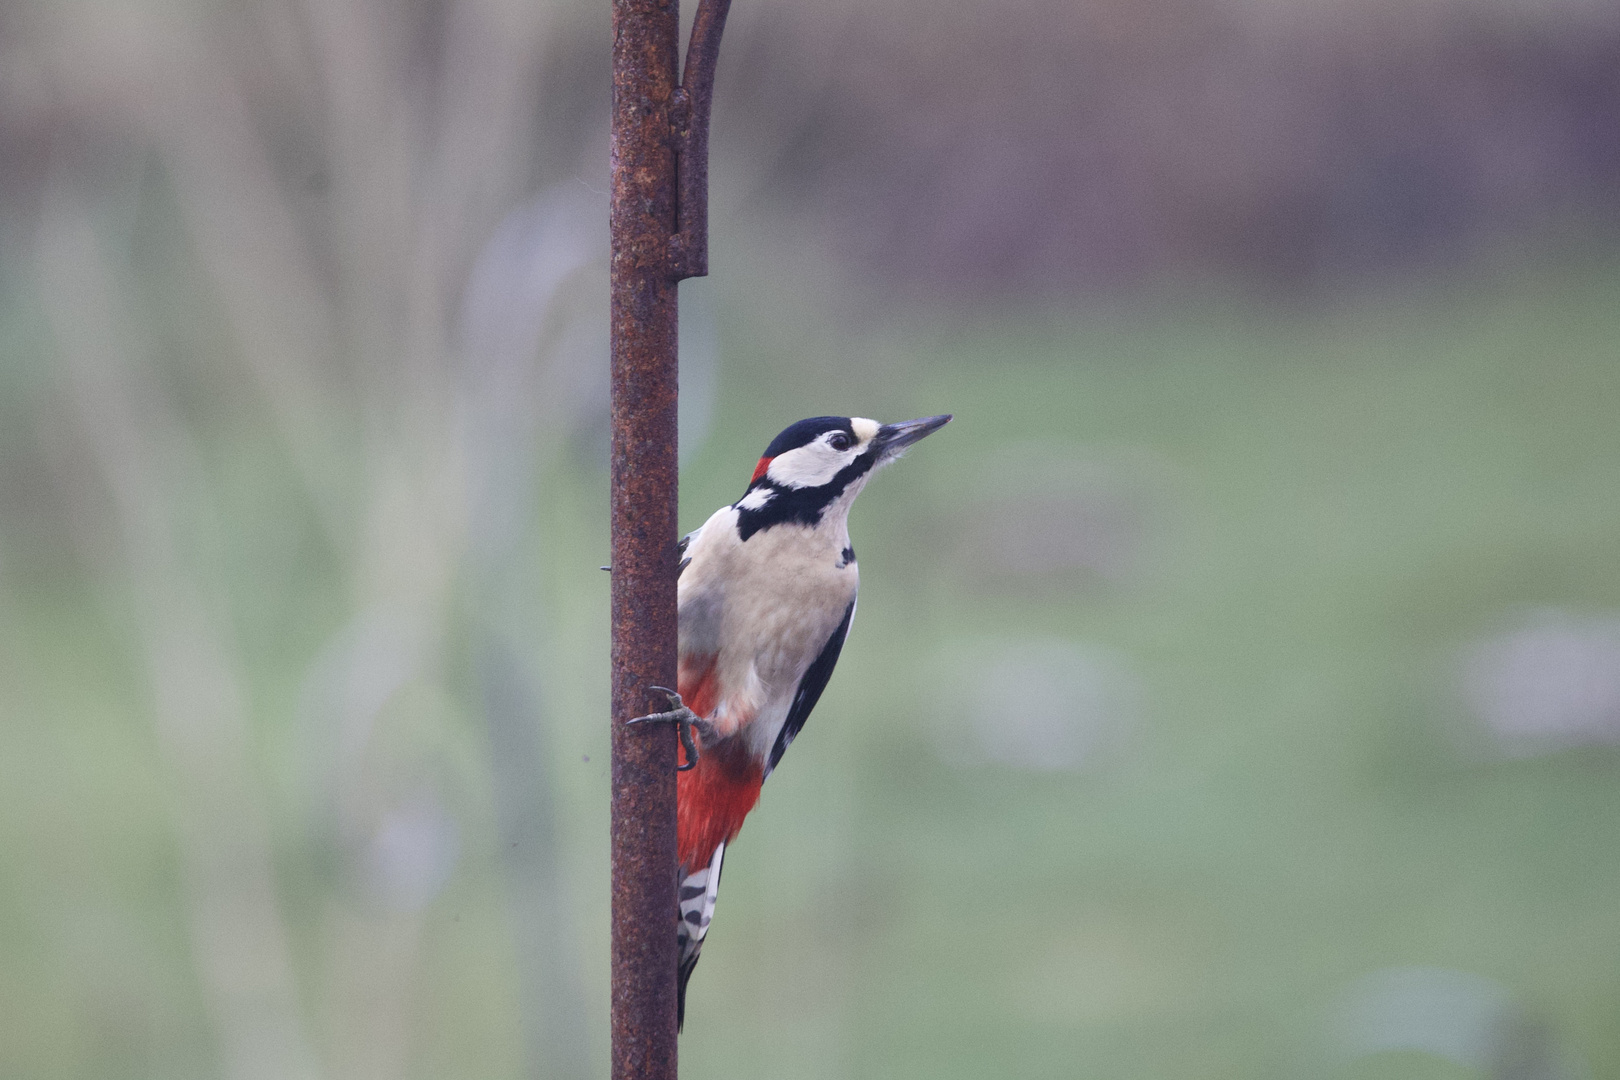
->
[609, 0, 681, 1072]
[609, 0, 731, 1074]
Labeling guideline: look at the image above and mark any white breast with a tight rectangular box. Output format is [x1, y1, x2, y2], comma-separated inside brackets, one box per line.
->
[677, 504, 859, 761]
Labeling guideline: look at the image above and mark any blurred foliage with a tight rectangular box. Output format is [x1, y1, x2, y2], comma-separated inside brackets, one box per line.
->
[670, 257, 1620, 1079]
[2, 0, 1619, 1076]
[706, 0, 1620, 295]
[7, 245, 1620, 1076]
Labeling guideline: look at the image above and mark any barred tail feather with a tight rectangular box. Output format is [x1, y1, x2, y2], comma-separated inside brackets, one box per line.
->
[676, 840, 725, 1030]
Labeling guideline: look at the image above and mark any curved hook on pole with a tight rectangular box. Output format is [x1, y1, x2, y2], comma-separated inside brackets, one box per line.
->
[669, 0, 733, 280]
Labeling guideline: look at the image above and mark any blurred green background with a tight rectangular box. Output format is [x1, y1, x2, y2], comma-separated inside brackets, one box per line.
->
[3, 0, 1620, 1077]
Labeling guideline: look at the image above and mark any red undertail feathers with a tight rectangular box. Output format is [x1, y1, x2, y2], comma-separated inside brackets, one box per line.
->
[677, 736, 761, 872]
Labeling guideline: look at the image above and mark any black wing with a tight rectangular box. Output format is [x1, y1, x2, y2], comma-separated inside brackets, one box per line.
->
[766, 599, 855, 775]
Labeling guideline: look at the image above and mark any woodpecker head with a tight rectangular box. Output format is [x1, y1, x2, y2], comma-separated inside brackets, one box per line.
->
[733, 414, 952, 539]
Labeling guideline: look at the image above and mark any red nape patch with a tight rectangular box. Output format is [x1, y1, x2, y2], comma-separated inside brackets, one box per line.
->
[678, 736, 762, 871]
[750, 457, 772, 484]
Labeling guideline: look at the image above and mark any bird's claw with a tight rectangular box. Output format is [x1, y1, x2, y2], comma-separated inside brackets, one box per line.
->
[626, 686, 704, 771]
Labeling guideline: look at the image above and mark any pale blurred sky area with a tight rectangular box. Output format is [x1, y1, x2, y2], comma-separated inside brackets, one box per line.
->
[2, 0, 1619, 1077]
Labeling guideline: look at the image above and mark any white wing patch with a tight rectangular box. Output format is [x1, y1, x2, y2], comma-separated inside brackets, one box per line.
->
[677, 840, 725, 970]
[737, 487, 774, 510]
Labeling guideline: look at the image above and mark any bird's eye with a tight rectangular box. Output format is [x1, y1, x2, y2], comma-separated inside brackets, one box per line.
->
[828, 433, 852, 451]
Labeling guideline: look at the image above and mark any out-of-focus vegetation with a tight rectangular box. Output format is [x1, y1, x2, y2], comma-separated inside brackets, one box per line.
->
[2, 0, 1619, 1077]
[675, 258, 1620, 1080]
[9, 251, 1620, 1078]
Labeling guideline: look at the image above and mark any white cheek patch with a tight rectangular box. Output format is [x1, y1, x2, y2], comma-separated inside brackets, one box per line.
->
[766, 442, 847, 489]
[737, 487, 774, 510]
[851, 417, 879, 444]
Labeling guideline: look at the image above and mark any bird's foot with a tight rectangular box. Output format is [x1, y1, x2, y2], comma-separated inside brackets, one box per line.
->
[626, 687, 711, 771]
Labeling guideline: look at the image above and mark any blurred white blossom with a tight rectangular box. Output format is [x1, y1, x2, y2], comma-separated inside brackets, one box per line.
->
[1461, 610, 1620, 755]
[359, 795, 462, 913]
[1332, 966, 1585, 1080]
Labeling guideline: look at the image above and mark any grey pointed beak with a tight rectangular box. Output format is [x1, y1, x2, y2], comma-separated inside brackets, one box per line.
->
[875, 414, 952, 459]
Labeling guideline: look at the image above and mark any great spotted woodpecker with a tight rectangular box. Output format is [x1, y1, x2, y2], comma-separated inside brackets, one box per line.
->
[628, 413, 952, 1027]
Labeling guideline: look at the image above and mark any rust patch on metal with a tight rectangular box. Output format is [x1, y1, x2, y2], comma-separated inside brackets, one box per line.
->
[669, 0, 733, 280]
[611, 0, 733, 1069]
[610, 0, 681, 1074]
